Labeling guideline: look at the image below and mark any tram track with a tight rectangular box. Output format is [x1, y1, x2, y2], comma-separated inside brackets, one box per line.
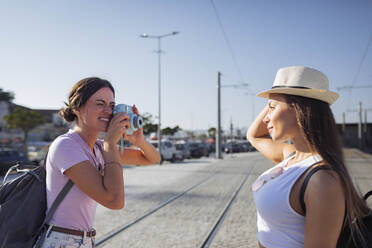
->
[95, 169, 222, 246]
[95, 157, 258, 247]
[199, 166, 255, 248]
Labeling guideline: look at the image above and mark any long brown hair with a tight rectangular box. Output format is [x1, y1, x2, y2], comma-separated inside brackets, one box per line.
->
[59, 77, 115, 122]
[284, 94, 370, 246]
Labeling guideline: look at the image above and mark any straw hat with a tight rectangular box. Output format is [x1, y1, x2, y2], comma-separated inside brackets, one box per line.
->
[257, 66, 339, 104]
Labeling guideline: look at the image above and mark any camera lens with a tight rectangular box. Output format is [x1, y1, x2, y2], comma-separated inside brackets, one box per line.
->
[134, 116, 143, 129]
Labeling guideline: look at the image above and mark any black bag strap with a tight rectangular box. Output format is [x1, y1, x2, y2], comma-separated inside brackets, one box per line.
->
[300, 164, 331, 215]
[40, 140, 103, 227]
[34, 178, 73, 248]
[40, 151, 74, 229]
[364, 190, 372, 201]
[43, 181, 74, 225]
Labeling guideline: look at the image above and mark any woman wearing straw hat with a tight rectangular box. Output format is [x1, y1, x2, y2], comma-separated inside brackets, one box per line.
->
[247, 66, 370, 247]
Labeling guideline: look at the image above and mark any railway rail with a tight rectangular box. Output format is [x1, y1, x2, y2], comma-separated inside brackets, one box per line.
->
[96, 164, 255, 247]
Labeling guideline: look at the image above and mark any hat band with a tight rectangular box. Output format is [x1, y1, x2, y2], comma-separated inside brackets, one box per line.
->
[272, 85, 310, 89]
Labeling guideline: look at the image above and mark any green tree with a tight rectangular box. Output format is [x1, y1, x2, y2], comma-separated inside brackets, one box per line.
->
[208, 127, 216, 139]
[4, 108, 45, 153]
[141, 112, 158, 135]
[197, 133, 207, 140]
[162, 125, 181, 136]
[186, 131, 195, 139]
[0, 88, 14, 103]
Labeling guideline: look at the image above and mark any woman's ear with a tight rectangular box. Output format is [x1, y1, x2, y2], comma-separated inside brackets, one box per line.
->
[73, 109, 79, 118]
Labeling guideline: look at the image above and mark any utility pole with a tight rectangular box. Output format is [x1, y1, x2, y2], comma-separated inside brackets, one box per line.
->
[347, 102, 372, 150]
[364, 109, 368, 133]
[342, 112, 346, 134]
[230, 116, 233, 141]
[216, 72, 222, 159]
[216, 72, 248, 159]
[358, 102, 362, 149]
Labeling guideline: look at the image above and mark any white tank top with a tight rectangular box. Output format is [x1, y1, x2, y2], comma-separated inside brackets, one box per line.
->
[253, 154, 322, 248]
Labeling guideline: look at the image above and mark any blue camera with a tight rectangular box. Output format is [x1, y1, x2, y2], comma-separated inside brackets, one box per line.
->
[113, 104, 143, 135]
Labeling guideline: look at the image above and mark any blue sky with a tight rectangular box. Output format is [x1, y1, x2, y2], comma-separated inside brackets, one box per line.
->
[0, 0, 371, 132]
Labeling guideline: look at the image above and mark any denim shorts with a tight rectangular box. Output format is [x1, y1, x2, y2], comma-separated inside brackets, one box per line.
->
[40, 230, 95, 248]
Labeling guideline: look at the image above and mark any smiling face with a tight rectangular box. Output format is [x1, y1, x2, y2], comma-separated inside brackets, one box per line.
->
[74, 87, 115, 133]
[263, 94, 300, 142]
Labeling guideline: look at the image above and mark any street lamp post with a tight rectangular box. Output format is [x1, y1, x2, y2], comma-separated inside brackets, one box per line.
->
[140, 31, 179, 162]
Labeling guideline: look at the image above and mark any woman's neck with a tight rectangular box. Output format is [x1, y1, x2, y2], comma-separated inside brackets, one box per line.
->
[290, 135, 315, 164]
[73, 126, 99, 150]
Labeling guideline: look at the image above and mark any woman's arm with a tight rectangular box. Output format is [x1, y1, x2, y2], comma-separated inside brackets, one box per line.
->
[246, 105, 294, 164]
[64, 144, 124, 209]
[119, 140, 161, 165]
[304, 170, 345, 247]
[119, 105, 161, 165]
[64, 112, 128, 210]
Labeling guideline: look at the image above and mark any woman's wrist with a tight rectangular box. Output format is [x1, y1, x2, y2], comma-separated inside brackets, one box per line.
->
[104, 161, 121, 168]
[103, 141, 119, 153]
[134, 138, 146, 149]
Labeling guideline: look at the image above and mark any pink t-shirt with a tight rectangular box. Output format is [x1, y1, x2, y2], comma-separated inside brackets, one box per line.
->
[45, 129, 105, 231]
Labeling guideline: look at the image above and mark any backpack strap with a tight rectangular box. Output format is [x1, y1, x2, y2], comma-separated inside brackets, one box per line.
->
[364, 190, 372, 201]
[34, 179, 73, 248]
[35, 141, 102, 247]
[42, 140, 103, 225]
[41, 149, 74, 227]
[300, 164, 331, 215]
[42, 180, 74, 226]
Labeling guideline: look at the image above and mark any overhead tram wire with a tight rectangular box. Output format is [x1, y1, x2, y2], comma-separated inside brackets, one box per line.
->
[346, 32, 372, 110]
[210, 0, 246, 86]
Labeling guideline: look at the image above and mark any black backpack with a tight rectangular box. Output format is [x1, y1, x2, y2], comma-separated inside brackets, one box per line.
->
[300, 166, 372, 247]
[0, 162, 73, 248]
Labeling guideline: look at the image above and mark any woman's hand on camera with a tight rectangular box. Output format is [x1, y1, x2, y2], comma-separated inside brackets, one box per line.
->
[123, 105, 145, 147]
[105, 112, 129, 145]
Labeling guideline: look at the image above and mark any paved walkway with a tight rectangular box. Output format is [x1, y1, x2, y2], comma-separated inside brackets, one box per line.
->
[94, 149, 372, 247]
[344, 149, 372, 205]
[2, 149, 370, 247]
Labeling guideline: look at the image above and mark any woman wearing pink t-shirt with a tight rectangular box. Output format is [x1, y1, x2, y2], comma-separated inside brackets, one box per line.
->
[40, 77, 160, 247]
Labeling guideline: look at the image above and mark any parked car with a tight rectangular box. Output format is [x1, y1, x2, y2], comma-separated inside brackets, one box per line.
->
[224, 142, 242, 153]
[174, 149, 184, 161]
[239, 141, 255, 152]
[198, 142, 210, 157]
[149, 140, 177, 162]
[188, 142, 203, 158]
[175, 142, 191, 160]
[208, 143, 216, 153]
[0, 149, 30, 175]
[208, 143, 227, 154]
[29, 144, 50, 165]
